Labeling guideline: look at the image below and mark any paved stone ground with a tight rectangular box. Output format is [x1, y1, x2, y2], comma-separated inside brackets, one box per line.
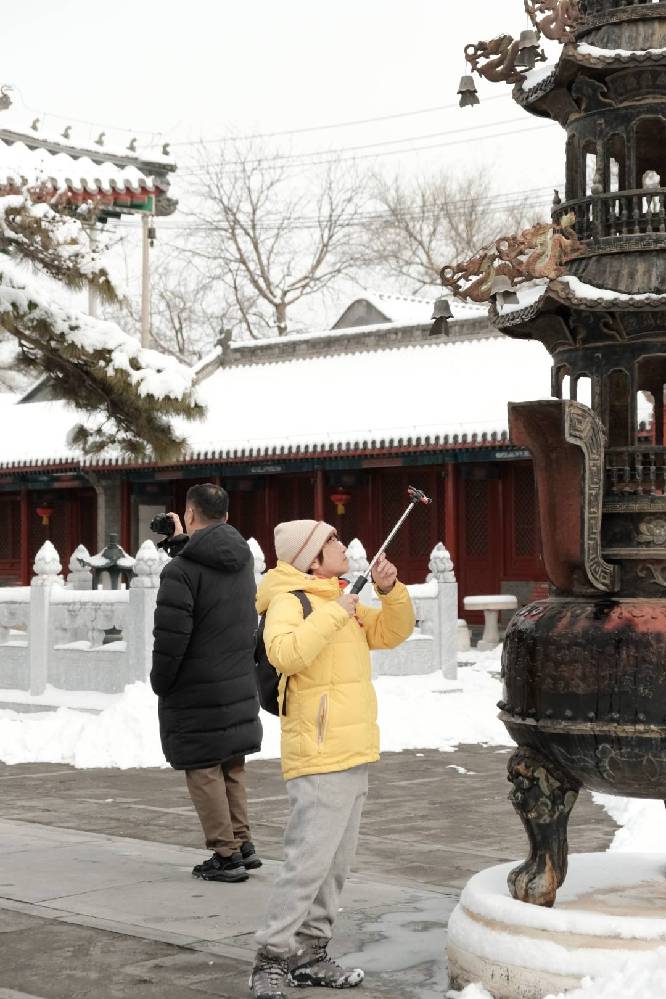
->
[0, 746, 617, 999]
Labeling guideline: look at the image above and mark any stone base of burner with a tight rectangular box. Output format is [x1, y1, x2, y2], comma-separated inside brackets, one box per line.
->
[447, 852, 666, 998]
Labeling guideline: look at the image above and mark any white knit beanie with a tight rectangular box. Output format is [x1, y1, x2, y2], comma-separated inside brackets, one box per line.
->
[274, 519, 336, 572]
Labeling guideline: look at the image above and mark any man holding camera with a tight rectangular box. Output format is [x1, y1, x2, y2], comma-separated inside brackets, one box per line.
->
[150, 483, 263, 883]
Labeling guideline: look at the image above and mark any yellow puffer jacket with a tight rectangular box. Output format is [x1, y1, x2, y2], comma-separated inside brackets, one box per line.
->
[256, 562, 415, 781]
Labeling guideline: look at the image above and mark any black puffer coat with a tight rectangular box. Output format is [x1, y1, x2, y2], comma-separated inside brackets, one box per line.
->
[150, 523, 262, 769]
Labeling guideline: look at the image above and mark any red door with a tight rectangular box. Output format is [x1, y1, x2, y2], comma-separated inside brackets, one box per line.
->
[28, 488, 97, 571]
[458, 469, 502, 619]
[371, 468, 445, 584]
[0, 494, 21, 584]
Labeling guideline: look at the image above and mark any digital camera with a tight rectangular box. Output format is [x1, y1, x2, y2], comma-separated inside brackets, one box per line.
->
[150, 513, 176, 537]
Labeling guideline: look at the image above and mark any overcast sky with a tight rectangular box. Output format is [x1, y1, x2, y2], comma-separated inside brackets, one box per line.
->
[4, 1, 564, 188]
[2, 1, 566, 324]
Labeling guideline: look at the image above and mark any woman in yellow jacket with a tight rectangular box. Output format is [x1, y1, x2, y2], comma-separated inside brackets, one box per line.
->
[250, 519, 415, 999]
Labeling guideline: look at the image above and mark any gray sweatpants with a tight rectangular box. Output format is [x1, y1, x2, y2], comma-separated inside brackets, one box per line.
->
[256, 764, 369, 958]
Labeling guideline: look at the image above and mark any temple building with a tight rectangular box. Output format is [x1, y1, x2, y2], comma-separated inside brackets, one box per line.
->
[0, 291, 551, 618]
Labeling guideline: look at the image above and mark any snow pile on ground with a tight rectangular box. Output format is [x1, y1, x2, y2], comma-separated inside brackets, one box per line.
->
[376, 648, 507, 753]
[0, 682, 165, 769]
[0, 647, 508, 769]
[449, 958, 666, 999]
[592, 793, 666, 853]
[543, 953, 666, 999]
[447, 985, 494, 999]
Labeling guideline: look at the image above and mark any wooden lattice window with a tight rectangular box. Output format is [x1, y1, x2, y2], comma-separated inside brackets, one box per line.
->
[513, 465, 537, 558]
[503, 463, 543, 580]
[0, 495, 20, 561]
[464, 480, 489, 557]
[277, 474, 315, 526]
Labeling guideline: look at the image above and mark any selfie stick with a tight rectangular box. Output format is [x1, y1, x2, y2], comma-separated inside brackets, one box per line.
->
[349, 485, 432, 596]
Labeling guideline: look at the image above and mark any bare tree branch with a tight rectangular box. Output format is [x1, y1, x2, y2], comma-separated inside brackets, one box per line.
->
[186, 140, 370, 337]
[367, 171, 545, 294]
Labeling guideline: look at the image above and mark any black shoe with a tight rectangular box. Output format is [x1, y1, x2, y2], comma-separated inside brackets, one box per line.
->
[288, 939, 364, 989]
[192, 851, 248, 883]
[241, 840, 263, 870]
[250, 949, 288, 998]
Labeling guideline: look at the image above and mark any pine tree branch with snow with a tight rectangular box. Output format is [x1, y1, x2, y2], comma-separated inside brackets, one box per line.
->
[0, 191, 204, 457]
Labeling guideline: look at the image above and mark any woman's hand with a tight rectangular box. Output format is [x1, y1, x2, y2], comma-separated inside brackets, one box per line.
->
[337, 593, 359, 617]
[371, 553, 397, 594]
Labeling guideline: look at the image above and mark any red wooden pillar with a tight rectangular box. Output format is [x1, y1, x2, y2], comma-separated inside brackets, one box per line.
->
[314, 468, 325, 521]
[120, 480, 131, 552]
[444, 463, 459, 568]
[66, 494, 78, 559]
[20, 487, 30, 585]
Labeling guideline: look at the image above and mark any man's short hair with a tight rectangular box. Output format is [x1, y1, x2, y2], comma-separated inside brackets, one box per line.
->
[186, 483, 229, 523]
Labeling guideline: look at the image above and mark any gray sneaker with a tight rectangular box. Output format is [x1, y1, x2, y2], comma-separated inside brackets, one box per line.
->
[288, 938, 364, 989]
[250, 948, 289, 998]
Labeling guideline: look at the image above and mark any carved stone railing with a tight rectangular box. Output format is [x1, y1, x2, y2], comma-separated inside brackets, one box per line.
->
[51, 590, 129, 648]
[606, 446, 666, 497]
[0, 539, 162, 696]
[555, 188, 666, 245]
[0, 535, 463, 698]
[289, 536, 459, 679]
[0, 588, 30, 645]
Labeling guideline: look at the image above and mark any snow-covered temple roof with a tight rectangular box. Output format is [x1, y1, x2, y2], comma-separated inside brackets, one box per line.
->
[516, 40, 666, 112]
[333, 292, 485, 329]
[0, 93, 176, 216]
[0, 332, 553, 470]
[495, 277, 666, 331]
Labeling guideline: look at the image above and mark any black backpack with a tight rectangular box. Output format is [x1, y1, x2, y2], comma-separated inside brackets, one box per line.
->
[255, 590, 312, 716]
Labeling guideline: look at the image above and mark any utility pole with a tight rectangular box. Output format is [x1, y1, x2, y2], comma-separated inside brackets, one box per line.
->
[87, 223, 98, 317]
[140, 213, 152, 347]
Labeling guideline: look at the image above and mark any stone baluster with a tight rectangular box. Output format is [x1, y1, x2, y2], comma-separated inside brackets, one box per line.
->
[128, 540, 161, 683]
[30, 541, 64, 696]
[428, 542, 458, 681]
[346, 538, 373, 601]
[65, 545, 93, 590]
[248, 537, 266, 590]
[0, 610, 10, 645]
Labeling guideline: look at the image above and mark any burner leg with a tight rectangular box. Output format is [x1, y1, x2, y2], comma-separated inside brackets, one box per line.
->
[507, 746, 580, 907]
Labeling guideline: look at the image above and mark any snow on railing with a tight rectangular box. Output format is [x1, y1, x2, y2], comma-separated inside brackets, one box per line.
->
[0, 539, 163, 696]
[253, 536, 459, 680]
[0, 534, 460, 698]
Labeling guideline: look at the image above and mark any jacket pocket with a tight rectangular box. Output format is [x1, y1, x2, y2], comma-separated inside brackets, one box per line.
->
[316, 693, 329, 746]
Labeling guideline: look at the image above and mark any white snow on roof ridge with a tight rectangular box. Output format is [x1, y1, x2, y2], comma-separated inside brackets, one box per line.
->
[495, 279, 549, 316]
[0, 101, 173, 167]
[577, 42, 666, 59]
[519, 61, 558, 95]
[561, 274, 666, 303]
[225, 333, 510, 370]
[0, 139, 164, 194]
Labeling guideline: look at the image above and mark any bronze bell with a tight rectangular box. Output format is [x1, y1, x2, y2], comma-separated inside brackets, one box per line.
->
[516, 29, 540, 71]
[457, 74, 479, 108]
[432, 296, 453, 321]
[430, 296, 454, 336]
[491, 275, 519, 308]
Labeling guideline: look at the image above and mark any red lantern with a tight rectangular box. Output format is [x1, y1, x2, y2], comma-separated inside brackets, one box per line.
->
[330, 491, 351, 516]
[35, 503, 54, 526]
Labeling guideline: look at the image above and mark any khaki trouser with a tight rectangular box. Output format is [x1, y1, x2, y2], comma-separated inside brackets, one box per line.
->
[256, 764, 368, 957]
[185, 756, 251, 858]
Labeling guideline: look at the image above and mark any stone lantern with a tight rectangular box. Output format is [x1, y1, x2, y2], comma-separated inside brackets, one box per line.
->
[79, 533, 135, 590]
